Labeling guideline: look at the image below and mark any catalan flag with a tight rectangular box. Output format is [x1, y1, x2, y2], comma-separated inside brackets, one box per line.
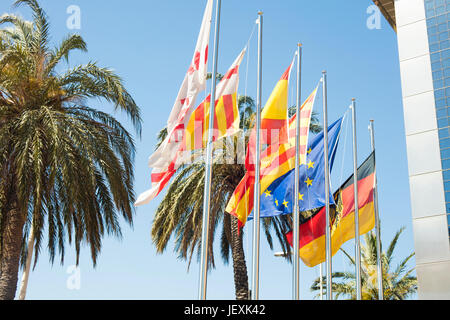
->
[226, 86, 319, 227]
[184, 49, 246, 151]
[135, 0, 213, 206]
[286, 151, 377, 267]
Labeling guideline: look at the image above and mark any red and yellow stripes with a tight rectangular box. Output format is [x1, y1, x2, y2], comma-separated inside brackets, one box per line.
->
[184, 49, 245, 151]
[226, 87, 318, 226]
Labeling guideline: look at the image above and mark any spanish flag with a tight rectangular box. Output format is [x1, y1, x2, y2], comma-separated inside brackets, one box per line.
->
[226, 86, 318, 227]
[286, 151, 376, 267]
[184, 48, 246, 151]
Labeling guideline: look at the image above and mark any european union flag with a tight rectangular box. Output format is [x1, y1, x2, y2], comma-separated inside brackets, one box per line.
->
[248, 117, 343, 221]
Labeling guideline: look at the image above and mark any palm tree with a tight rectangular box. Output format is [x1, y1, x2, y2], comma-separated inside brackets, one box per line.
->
[311, 227, 417, 300]
[152, 96, 321, 300]
[0, 0, 141, 300]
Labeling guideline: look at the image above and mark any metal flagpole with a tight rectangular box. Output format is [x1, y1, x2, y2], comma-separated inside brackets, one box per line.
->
[198, 0, 221, 300]
[351, 99, 362, 300]
[319, 263, 324, 300]
[369, 120, 384, 300]
[322, 71, 332, 300]
[251, 11, 263, 301]
[292, 43, 302, 300]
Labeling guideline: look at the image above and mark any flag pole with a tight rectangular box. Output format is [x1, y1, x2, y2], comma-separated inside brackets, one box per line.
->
[351, 99, 362, 300]
[319, 263, 324, 300]
[369, 120, 384, 300]
[251, 11, 263, 301]
[322, 71, 332, 300]
[292, 43, 302, 300]
[198, 0, 221, 300]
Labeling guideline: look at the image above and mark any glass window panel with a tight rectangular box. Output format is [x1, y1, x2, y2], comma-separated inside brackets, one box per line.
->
[445, 87, 450, 96]
[435, 89, 445, 99]
[447, 214, 450, 224]
[441, 40, 450, 50]
[430, 43, 440, 52]
[441, 137, 450, 148]
[437, 108, 448, 118]
[432, 61, 443, 71]
[443, 169, 450, 181]
[434, 70, 444, 80]
[439, 31, 449, 41]
[427, 8, 436, 17]
[442, 148, 450, 159]
[446, 204, 450, 214]
[439, 23, 447, 32]
[437, 14, 448, 23]
[428, 17, 437, 25]
[430, 34, 439, 44]
[436, 98, 446, 108]
[439, 127, 450, 139]
[435, 79, 445, 88]
[444, 68, 450, 77]
[442, 159, 450, 170]
[432, 52, 441, 62]
[443, 49, 450, 59]
[445, 77, 450, 86]
[429, 26, 438, 35]
[438, 117, 449, 127]
[437, 0, 445, 6]
[444, 59, 450, 68]
[445, 191, 450, 202]
[436, 6, 446, 15]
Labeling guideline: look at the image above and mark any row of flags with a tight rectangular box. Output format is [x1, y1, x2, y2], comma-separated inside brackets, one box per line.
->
[136, 0, 381, 299]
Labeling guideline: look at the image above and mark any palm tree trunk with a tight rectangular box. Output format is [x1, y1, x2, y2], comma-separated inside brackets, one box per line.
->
[0, 205, 25, 300]
[18, 224, 35, 300]
[230, 216, 249, 300]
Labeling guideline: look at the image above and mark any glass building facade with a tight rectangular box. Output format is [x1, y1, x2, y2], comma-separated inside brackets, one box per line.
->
[425, 0, 450, 238]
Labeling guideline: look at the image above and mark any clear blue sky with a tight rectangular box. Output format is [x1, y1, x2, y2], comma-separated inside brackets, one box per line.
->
[0, 0, 415, 300]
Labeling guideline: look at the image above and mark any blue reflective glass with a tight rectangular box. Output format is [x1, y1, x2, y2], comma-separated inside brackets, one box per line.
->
[441, 138, 450, 148]
[442, 148, 450, 159]
[435, 79, 445, 88]
[445, 78, 450, 86]
[444, 59, 450, 68]
[447, 214, 450, 224]
[438, 13, 449, 23]
[439, 127, 450, 139]
[447, 204, 450, 214]
[443, 40, 450, 50]
[431, 43, 440, 52]
[444, 68, 450, 77]
[443, 169, 450, 181]
[440, 31, 449, 41]
[434, 70, 444, 80]
[433, 61, 443, 71]
[430, 26, 438, 35]
[438, 0, 446, 6]
[439, 23, 447, 32]
[429, 17, 437, 25]
[445, 180, 450, 190]
[435, 89, 445, 99]
[437, 108, 448, 118]
[438, 117, 449, 127]
[443, 49, 450, 59]
[437, 6, 446, 15]
[430, 34, 439, 44]
[445, 87, 450, 96]
[436, 98, 446, 108]
[427, 8, 436, 17]
[432, 52, 441, 62]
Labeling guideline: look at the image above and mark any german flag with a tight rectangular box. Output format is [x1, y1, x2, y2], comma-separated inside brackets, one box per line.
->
[286, 151, 376, 267]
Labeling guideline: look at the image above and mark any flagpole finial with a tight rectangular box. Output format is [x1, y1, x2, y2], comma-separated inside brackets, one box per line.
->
[298, 43, 302, 47]
[322, 70, 327, 74]
[352, 98, 356, 101]
[258, 11, 263, 15]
